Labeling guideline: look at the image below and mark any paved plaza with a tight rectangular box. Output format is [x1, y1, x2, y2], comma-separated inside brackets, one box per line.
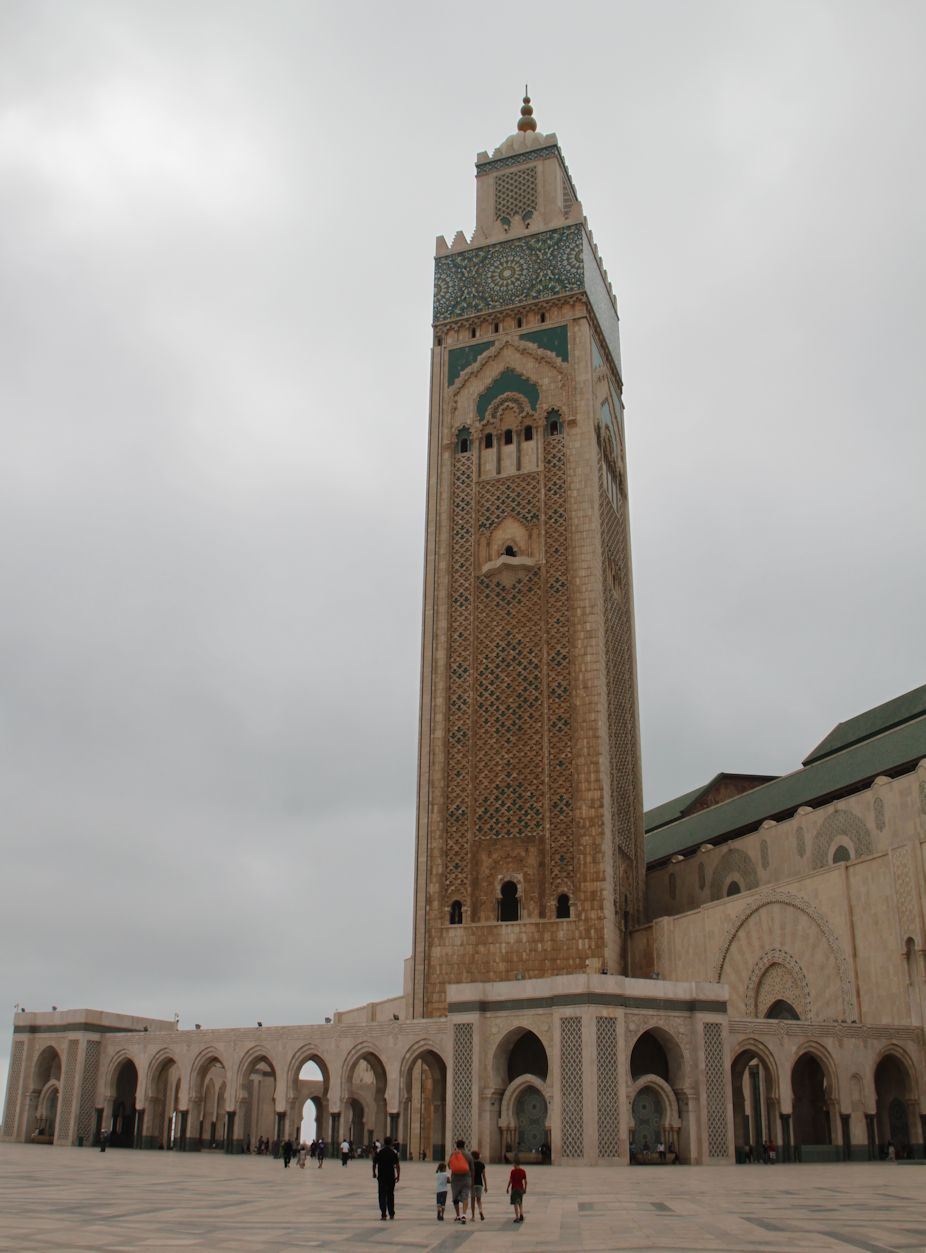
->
[1, 1146, 926, 1252]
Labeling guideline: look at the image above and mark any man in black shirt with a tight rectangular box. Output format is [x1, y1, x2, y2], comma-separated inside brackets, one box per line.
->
[372, 1135, 401, 1220]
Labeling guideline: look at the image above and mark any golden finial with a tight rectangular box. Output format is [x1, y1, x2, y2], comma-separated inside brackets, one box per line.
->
[517, 86, 537, 133]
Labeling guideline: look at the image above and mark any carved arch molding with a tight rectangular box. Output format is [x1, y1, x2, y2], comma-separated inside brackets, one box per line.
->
[713, 890, 854, 1021]
[744, 947, 813, 1020]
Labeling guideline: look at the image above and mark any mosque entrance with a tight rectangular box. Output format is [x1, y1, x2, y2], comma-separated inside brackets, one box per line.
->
[515, 1086, 547, 1154]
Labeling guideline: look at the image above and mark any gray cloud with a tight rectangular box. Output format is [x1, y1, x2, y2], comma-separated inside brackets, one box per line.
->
[2, 1, 924, 1095]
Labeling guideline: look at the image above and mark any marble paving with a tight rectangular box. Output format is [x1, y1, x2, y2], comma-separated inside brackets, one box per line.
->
[1, 1146, 925, 1252]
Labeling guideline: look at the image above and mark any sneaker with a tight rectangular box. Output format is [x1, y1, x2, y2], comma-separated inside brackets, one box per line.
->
[460, 1217, 466, 1224]
[480, 1213, 485, 1220]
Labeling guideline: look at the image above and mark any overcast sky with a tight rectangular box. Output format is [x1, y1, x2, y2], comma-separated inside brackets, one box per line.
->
[2, 0, 924, 1096]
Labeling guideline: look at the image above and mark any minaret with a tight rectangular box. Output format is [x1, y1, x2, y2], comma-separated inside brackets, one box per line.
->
[411, 98, 645, 1018]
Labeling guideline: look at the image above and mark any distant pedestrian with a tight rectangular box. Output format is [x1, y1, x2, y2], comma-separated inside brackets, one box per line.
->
[340, 1137, 351, 1165]
[507, 1155, 527, 1223]
[435, 1161, 449, 1221]
[282, 1138, 293, 1167]
[316, 1137, 325, 1167]
[99, 1129, 108, 1153]
[470, 1149, 487, 1221]
[297, 1142, 307, 1168]
[373, 1135, 400, 1220]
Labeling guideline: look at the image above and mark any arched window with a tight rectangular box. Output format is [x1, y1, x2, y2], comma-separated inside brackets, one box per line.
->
[766, 999, 800, 1021]
[523, 425, 533, 442]
[556, 893, 571, 919]
[547, 410, 562, 436]
[498, 880, 520, 922]
[503, 429, 513, 446]
[726, 880, 741, 897]
[503, 544, 517, 557]
[484, 433, 493, 450]
[449, 900, 463, 925]
[832, 845, 851, 864]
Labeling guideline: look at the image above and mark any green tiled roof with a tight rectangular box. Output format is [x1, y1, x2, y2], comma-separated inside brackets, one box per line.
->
[803, 683, 926, 765]
[645, 773, 777, 834]
[644, 781, 709, 834]
[645, 714, 926, 866]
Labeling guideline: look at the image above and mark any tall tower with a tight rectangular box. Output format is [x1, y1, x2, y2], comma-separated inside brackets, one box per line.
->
[412, 98, 645, 1018]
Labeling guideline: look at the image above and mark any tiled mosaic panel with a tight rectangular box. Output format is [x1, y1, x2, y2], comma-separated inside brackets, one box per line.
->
[597, 425, 643, 919]
[811, 811, 873, 869]
[560, 1016, 584, 1157]
[476, 146, 560, 177]
[703, 1022, 729, 1158]
[57, 1038, 79, 1143]
[2, 1039, 24, 1137]
[495, 165, 537, 221]
[451, 1022, 473, 1146]
[433, 225, 583, 321]
[543, 434, 575, 895]
[76, 1040, 101, 1145]
[595, 1017, 621, 1157]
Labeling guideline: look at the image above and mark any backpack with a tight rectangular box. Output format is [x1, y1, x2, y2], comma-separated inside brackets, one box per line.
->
[449, 1149, 469, 1175]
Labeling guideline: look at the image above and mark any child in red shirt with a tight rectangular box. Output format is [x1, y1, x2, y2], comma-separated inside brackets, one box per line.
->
[506, 1155, 527, 1223]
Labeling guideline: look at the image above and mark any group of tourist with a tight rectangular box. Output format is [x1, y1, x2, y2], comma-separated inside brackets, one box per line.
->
[250, 1128, 532, 1225]
[429, 1140, 527, 1225]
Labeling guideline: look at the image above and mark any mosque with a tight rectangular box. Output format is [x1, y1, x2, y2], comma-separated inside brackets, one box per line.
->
[4, 98, 925, 1167]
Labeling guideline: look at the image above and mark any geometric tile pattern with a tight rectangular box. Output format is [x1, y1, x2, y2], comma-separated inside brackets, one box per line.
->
[2, 1041, 24, 1138]
[473, 474, 544, 864]
[595, 1016, 621, 1157]
[495, 166, 537, 222]
[543, 432, 575, 897]
[703, 1021, 729, 1159]
[444, 447, 474, 906]
[560, 1016, 584, 1158]
[75, 1040, 100, 1147]
[451, 1023, 473, 1147]
[597, 417, 640, 923]
[57, 1039, 79, 1144]
[433, 225, 583, 322]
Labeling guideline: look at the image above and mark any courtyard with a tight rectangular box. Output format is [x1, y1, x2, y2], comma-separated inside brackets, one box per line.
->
[1, 1145, 924, 1252]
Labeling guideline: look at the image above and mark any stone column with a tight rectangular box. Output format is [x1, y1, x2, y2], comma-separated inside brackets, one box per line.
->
[840, 1113, 851, 1161]
[388, 1111, 399, 1150]
[275, 1111, 285, 1142]
[178, 1109, 189, 1151]
[133, 1108, 146, 1150]
[779, 1112, 792, 1163]
[224, 1110, 236, 1154]
[865, 1112, 877, 1160]
[329, 1110, 340, 1147]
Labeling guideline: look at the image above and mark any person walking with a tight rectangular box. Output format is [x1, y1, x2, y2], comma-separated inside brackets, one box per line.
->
[448, 1139, 474, 1224]
[434, 1161, 449, 1221]
[340, 1137, 351, 1166]
[507, 1155, 527, 1223]
[372, 1135, 400, 1220]
[297, 1141, 307, 1169]
[282, 1138, 293, 1168]
[470, 1149, 487, 1221]
[316, 1137, 325, 1168]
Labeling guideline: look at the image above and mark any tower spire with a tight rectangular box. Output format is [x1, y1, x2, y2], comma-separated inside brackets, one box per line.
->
[517, 87, 537, 133]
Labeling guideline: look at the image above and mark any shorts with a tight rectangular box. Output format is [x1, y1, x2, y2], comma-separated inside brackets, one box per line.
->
[436, 1191, 447, 1206]
[451, 1177, 471, 1204]
[510, 1189, 524, 1205]
[473, 1184, 484, 1197]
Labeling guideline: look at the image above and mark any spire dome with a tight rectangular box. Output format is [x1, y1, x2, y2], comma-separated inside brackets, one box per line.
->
[517, 87, 537, 133]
